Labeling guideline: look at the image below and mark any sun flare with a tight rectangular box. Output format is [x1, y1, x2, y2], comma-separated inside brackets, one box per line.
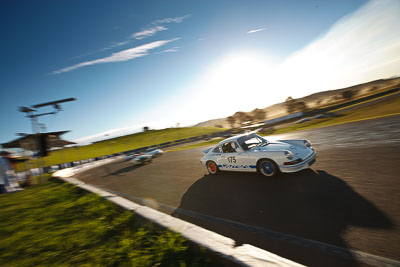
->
[201, 53, 274, 113]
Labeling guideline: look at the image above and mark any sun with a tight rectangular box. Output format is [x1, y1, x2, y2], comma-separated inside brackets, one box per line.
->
[202, 52, 273, 112]
[165, 52, 277, 125]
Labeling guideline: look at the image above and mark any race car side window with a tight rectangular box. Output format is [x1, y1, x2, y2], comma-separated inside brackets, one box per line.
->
[222, 142, 236, 153]
[212, 146, 222, 153]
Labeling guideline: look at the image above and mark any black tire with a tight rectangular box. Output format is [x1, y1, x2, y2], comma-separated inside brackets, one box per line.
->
[206, 161, 219, 175]
[257, 159, 279, 177]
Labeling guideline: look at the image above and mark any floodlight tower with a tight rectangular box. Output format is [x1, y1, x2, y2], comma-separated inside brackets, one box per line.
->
[19, 97, 77, 157]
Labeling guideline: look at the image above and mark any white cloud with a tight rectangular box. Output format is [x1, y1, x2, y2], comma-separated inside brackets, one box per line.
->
[100, 40, 130, 51]
[77, 40, 131, 58]
[271, 0, 400, 99]
[131, 25, 168, 40]
[154, 46, 180, 54]
[70, 15, 190, 60]
[72, 41, 131, 60]
[154, 14, 191, 24]
[53, 38, 179, 74]
[131, 15, 190, 40]
[247, 28, 265, 34]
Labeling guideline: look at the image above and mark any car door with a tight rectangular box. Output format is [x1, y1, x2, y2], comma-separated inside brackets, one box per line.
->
[216, 141, 250, 171]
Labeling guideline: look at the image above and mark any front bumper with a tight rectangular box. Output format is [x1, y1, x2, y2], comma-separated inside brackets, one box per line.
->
[279, 149, 316, 173]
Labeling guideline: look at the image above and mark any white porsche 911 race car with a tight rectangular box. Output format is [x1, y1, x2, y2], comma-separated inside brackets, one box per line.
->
[200, 133, 316, 177]
[130, 153, 153, 165]
[145, 147, 164, 158]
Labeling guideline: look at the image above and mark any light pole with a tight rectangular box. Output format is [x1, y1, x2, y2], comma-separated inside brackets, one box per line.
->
[19, 98, 77, 177]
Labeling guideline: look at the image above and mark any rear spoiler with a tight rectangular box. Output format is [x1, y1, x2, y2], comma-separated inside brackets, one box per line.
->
[202, 147, 213, 154]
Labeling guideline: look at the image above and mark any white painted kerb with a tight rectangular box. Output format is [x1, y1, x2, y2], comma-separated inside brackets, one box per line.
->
[53, 162, 304, 267]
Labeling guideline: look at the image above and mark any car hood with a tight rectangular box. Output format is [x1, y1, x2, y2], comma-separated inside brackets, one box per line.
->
[252, 141, 313, 159]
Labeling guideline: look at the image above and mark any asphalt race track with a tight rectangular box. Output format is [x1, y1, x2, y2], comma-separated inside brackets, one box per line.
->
[77, 115, 400, 267]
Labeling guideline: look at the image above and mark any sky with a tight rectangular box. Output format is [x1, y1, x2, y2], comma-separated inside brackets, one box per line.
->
[1, 0, 399, 145]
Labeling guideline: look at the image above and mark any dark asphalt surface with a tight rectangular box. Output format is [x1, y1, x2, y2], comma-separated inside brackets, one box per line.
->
[77, 115, 400, 267]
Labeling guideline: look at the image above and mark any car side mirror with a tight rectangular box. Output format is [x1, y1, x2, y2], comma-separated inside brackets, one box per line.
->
[236, 147, 244, 152]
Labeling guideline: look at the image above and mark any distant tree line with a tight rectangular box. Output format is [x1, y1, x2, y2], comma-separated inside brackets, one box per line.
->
[341, 90, 355, 100]
[284, 96, 308, 114]
[284, 90, 355, 115]
[224, 88, 359, 129]
[225, 108, 267, 128]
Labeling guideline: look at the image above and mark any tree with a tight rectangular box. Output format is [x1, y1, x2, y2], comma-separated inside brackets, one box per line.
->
[285, 96, 297, 114]
[244, 114, 253, 124]
[295, 101, 308, 113]
[285, 97, 308, 114]
[233, 111, 247, 126]
[341, 90, 354, 100]
[143, 126, 149, 132]
[286, 96, 294, 102]
[252, 108, 267, 122]
[226, 116, 236, 128]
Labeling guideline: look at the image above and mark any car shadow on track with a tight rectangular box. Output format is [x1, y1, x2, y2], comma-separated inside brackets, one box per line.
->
[101, 161, 145, 177]
[172, 169, 393, 267]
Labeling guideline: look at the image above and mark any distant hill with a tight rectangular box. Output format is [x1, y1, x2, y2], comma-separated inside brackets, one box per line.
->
[194, 77, 400, 128]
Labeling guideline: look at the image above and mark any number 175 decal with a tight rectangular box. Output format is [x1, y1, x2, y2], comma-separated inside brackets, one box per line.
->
[227, 156, 236, 163]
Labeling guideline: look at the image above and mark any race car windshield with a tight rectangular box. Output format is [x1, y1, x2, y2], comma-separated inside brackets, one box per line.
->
[238, 134, 268, 150]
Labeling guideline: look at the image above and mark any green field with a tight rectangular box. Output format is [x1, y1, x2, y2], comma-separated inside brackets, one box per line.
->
[19, 127, 226, 170]
[0, 179, 217, 267]
[265, 94, 400, 135]
[167, 138, 224, 152]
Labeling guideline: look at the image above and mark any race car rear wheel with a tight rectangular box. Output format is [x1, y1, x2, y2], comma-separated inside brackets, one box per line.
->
[207, 161, 219, 175]
[258, 159, 279, 177]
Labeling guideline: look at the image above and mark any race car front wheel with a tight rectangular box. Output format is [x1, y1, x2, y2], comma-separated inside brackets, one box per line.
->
[258, 159, 279, 177]
[207, 161, 219, 175]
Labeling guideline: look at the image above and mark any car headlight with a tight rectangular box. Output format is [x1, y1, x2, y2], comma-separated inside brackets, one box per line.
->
[284, 150, 293, 160]
[303, 140, 311, 148]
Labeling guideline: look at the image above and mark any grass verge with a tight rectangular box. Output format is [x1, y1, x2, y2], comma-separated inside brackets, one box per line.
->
[167, 138, 224, 152]
[262, 95, 400, 136]
[0, 179, 218, 266]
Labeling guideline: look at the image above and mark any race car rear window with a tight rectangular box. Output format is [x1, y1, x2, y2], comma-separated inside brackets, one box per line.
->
[243, 137, 262, 149]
